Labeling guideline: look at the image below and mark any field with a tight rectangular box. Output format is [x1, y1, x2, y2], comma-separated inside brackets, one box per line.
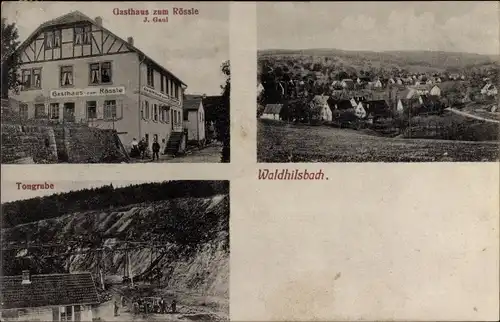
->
[257, 119, 499, 162]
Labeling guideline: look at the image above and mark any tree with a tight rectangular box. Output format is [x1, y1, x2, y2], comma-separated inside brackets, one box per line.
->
[1, 18, 21, 99]
[215, 60, 230, 163]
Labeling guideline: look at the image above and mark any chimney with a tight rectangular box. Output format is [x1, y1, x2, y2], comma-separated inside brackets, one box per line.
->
[21, 270, 31, 285]
[127, 37, 134, 46]
[95, 16, 102, 26]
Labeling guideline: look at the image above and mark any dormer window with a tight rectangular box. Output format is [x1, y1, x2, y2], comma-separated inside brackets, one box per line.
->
[54, 30, 61, 48]
[44, 30, 61, 49]
[74, 25, 91, 45]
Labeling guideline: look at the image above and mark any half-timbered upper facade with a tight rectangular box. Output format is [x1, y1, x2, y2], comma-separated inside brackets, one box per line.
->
[12, 11, 187, 151]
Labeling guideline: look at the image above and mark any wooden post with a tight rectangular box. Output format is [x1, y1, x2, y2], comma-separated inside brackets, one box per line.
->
[150, 246, 153, 285]
[100, 249, 105, 290]
[128, 247, 134, 287]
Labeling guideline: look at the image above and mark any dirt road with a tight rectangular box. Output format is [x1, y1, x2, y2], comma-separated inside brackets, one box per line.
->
[446, 108, 500, 123]
[131, 143, 223, 163]
[93, 285, 228, 321]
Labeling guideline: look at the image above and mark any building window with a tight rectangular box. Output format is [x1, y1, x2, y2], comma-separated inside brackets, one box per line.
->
[74, 27, 83, 45]
[19, 103, 28, 120]
[166, 77, 170, 95]
[34, 104, 45, 119]
[54, 30, 61, 48]
[22, 70, 31, 89]
[86, 101, 97, 119]
[104, 100, 117, 120]
[75, 26, 91, 45]
[45, 31, 54, 49]
[145, 101, 150, 120]
[60, 66, 73, 87]
[170, 80, 174, 97]
[74, 305, 81, 322]
[46, 30, 61, 48]
[33, 69, 41, 88]
[61, 305, 73, 321]
[153, 104, 158, 121]
[89, 62, 112, 84]
[83, 26, 91, 44]
[166, 108, 170, 123]
[21, 68, 42, 90]
[147, 66, 154, 87]
[160, 75, 165, 92]
[49, 103, 59, 120]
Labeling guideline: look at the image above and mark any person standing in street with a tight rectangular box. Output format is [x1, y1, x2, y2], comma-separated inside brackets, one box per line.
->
[152, 138, 160, 161]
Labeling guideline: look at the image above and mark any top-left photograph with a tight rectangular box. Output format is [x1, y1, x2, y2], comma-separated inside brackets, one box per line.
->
[1, 2, 230, 164]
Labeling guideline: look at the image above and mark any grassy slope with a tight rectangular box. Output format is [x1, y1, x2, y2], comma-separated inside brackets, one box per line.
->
[257, 119, 499, 162]
[2, 195, 229, 298]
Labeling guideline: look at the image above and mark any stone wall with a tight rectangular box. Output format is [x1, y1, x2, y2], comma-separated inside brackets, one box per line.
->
[1, 124, 58, 164]
[2, 123, 129, 164]
[53, 125, 129, 163]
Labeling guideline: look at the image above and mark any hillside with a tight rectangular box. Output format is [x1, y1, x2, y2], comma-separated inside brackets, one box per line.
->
[1, 191, 230, 309]
[258, 48, 499, 73]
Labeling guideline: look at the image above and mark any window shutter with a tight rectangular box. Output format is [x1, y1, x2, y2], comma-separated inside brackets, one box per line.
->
[116, 100, 123, 119]
[97, 102, 104, 119]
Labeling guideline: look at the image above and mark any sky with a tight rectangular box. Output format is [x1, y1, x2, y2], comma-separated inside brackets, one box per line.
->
[1, 180, 163, 203]
[2, 1, 229, 95]
[257, 1, 499, 55]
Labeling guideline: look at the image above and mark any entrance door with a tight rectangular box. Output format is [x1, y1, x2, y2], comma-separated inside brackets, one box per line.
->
[63, 102, 75, 122]
[171, 109, 174, 131]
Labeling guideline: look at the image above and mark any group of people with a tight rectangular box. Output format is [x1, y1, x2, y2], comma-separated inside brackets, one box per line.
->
[130, 137, 164, 161]
[129, 298, 177, 315]
[114, 297, 178, 316]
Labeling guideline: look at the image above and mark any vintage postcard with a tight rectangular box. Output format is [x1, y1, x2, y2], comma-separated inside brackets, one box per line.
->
[256, 2, 499, 162]
[1, 1, 230, 164]
[0, 179, 229, 321]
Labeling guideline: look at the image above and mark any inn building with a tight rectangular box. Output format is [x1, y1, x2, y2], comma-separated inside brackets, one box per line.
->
[11, 11, 187, 151]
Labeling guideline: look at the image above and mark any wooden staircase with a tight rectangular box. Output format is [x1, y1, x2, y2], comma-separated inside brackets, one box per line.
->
[164, 131, 184, 155]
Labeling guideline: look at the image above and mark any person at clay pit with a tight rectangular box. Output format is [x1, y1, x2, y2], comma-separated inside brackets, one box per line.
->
[171, 299, 177, 313]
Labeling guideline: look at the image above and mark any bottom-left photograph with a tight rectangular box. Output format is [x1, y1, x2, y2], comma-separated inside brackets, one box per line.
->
[0, 180, 230, 322]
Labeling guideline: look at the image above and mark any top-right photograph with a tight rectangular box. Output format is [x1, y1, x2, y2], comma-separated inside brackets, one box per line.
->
[256, 1, 499, 163]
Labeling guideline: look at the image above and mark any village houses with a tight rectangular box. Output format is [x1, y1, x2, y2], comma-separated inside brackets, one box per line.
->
[481, 83, 498, 97]
[10, 10, 188, 153]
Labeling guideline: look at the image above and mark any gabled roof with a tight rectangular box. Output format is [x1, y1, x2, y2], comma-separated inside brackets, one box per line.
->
[17, 10, 187, 87]
[329, 99, 352, 111]
[482, 83, 496, 91]
[263, 104, 283, 114]
[311, 95, 330, 106]
[0, 272, 99, 310]
[183, 98, 202, 111]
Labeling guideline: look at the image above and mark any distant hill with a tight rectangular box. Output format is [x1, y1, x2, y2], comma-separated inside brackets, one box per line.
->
[258, 48, 499, 73]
